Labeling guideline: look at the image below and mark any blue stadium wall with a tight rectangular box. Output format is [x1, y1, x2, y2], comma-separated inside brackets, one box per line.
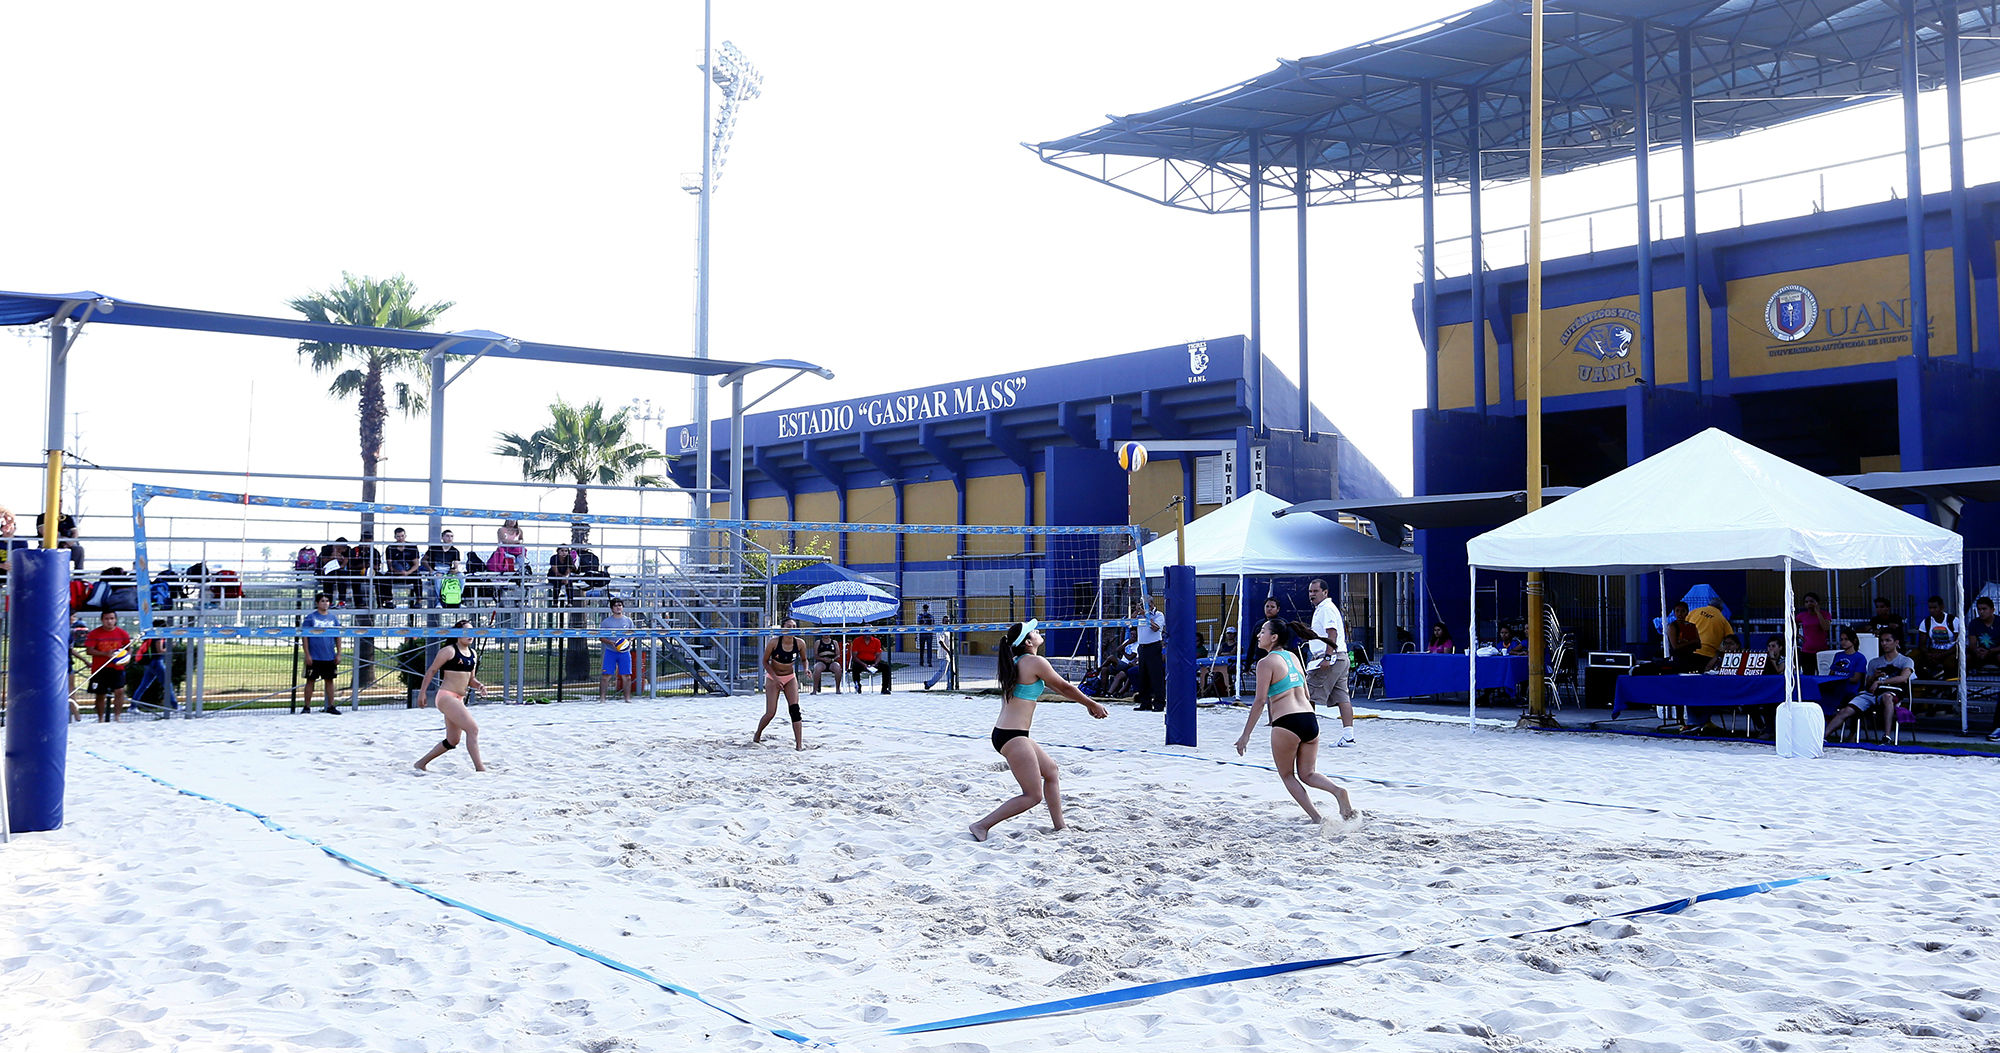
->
[1410, 182, 2000, 644]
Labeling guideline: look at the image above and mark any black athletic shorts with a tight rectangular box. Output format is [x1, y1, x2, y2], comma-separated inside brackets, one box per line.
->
[306, 659, 339, 682]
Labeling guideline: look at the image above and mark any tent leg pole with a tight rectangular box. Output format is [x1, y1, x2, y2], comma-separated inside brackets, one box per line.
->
[1467, 563, 1478, 733]
[1658, 570, 1669, 659]
[1959, 562, 1968, 734]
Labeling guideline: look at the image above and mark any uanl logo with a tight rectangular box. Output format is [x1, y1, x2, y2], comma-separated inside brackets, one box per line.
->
[1559, 307, 1640, 383]
[1765, 284, 1818, 342]
[676, 426, 694, 453]
[1186, 340, 1210, 383]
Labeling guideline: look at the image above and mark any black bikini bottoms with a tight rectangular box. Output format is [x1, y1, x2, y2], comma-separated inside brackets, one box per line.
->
[1270, 711, 1320, 743]
[991, 727, 1031, 753]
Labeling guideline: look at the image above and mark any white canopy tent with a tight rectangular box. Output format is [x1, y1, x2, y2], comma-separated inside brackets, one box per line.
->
[1465, 429, 1967, 751]
[1099, 489, 1420, 684]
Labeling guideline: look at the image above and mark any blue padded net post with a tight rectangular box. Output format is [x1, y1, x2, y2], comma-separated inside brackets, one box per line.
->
[1163, 564, 1198, 746]
[7, 549, 72, 833]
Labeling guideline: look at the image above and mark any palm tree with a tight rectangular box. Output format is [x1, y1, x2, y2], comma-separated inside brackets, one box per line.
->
[494, 398, 662, 543]
[288, 272, 455, 539]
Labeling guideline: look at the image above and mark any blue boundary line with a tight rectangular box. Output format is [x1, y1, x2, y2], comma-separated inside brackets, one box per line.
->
[875, 850, 1971, 1037]
[82, 750, 816, 1047]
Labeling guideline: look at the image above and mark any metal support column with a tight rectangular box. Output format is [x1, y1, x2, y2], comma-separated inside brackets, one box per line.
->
[693, 0, 716, 532]
[1249, 130, 1265, 437]
[1296, 136, 1313, 441]
[42, 320, 71, 548]
[1469, 90, 1488, 417]
[1945, 5, 1973, 362]
[1680, 30, 1701, 396]
[1422, 83, 1440, 413]
[1633, 22, 1656, 385]
[1902, 0, 1931, 363]
[426, 353, 446, 542]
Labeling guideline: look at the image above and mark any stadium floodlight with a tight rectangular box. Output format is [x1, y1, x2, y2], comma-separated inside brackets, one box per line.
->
[686, 40, 762, 197]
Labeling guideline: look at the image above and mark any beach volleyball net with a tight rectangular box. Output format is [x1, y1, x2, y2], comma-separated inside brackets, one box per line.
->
[119, 485, 1147, 707]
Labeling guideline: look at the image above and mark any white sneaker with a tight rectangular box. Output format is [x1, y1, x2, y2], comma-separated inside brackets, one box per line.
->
[1334, 729, 1357, 747]
[1987, 727, 2000, 742]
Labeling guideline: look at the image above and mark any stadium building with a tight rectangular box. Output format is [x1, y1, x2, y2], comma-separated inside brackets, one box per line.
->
[667, 338, 1403, 649]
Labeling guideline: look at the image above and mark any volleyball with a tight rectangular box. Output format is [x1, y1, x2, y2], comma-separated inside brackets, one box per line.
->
[1117, 441, 1148, 472]
[615, 640, 631, 652]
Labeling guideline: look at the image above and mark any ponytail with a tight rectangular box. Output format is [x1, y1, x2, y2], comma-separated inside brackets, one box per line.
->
[997, 622, 1028, 687]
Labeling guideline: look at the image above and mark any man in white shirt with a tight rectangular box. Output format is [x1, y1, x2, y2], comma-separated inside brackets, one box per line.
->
[1915, 593, 1963, 681]
[1307, 577, 1356, 746]
[1135, 597, 1166, 711]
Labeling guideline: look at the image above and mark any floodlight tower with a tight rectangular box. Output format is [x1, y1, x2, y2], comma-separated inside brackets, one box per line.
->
[688, 5, 763, 535]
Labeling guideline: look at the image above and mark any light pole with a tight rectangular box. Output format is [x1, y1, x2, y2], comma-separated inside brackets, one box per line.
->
[628, 397, 664, 573]
[685, 15, 763, 549]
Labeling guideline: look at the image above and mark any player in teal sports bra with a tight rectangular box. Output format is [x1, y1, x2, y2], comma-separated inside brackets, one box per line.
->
[1235, 618, 1356, 823]
[970, 619, 1110, 842]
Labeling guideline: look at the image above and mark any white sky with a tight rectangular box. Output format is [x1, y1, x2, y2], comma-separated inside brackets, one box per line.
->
[4, 1, 1995, 550]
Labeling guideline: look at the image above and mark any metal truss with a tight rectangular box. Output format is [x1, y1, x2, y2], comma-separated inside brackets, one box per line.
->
[1029, 0, 2000, 213]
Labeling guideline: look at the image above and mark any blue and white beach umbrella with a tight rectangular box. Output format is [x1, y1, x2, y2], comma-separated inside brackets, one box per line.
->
[789, 580, 899, 625]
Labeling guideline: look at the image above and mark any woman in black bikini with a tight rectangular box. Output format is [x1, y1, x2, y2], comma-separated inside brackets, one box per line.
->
[970, 619, 1109, 842]
[756, 617, 809, 750]
[1234, 618, 1355, 823]
[415, 619, 488, 772]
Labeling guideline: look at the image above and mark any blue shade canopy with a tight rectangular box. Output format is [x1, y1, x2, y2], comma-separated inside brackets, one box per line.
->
[767, 563, 898, 589]
[788, 581, 899, 625]
[0, 289, 816, 378]
[1030, 0, 2000, 211]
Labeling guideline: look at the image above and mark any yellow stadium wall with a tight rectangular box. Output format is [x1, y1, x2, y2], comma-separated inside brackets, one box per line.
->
[904, 481, 957, 562]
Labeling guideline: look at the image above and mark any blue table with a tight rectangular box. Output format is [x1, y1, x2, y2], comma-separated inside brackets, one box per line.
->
[1381, 653, 1530, 698]
[1611, 674, 1846, 719]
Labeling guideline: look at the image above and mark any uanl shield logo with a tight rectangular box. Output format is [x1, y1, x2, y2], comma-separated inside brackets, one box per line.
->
[1559, 307, 1641, 383]
[1187, 340, 1210, 376]
[1765, 284, 1818, 341]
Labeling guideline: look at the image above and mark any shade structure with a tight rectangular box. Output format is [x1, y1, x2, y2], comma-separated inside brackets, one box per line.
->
[1099, 489, 1419, 579]
[1463, 429, 1967, 742]
[787, 581, 898, 625]
[1467, 430, 1963, 574]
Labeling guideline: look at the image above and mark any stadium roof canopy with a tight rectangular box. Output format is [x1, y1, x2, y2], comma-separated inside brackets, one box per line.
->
[1029, 0, 2000, 212]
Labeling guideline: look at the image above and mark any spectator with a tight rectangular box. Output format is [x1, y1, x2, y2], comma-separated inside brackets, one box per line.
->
[1705, 633, 1744, 672]
[1761, 636, 1791, 676]
[1665, 602, 1704, 671]
[1914, 594, 1962, 681]
[300, 592, 343, 715]
[130, 636, 178, 717]
[1492, 624, 1525, 656]
[1826, 628, 1867, 706]
[1825, 627, 1914, 740]
[809, 634, 844, 694]
[422, 528, 462, 575]
[384, 527, 421, 606]
[849, 631, 891, 693]
[1201, 627, 1239, 697]
[84, 610, 131, 722]
[1867, 596, 1905, 642]
[917, 604, 937, 667]
[599, 598, 636, 703]
[1305, 577, 1355, 746]
[1249, 598, 1284, 663]
[1686, 602, 1734, 663]
[547, 546, 577, 606]
[1134, 596, 1167, 712]
[570, 545, 606, 597]
[345, 537, 381, 609]
[1796, 592, 1833, 655]
[1966, 596, 2000, 672]
[36, 512, 84, 569]
[922, 627, 955, 690]
[1425, 622, 1456, 654]
[317, 537, 351, 606]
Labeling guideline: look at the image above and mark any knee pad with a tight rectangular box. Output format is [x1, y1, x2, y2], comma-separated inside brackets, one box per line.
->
[439, 738, 457, 751]
[788, 703, 803, 723]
